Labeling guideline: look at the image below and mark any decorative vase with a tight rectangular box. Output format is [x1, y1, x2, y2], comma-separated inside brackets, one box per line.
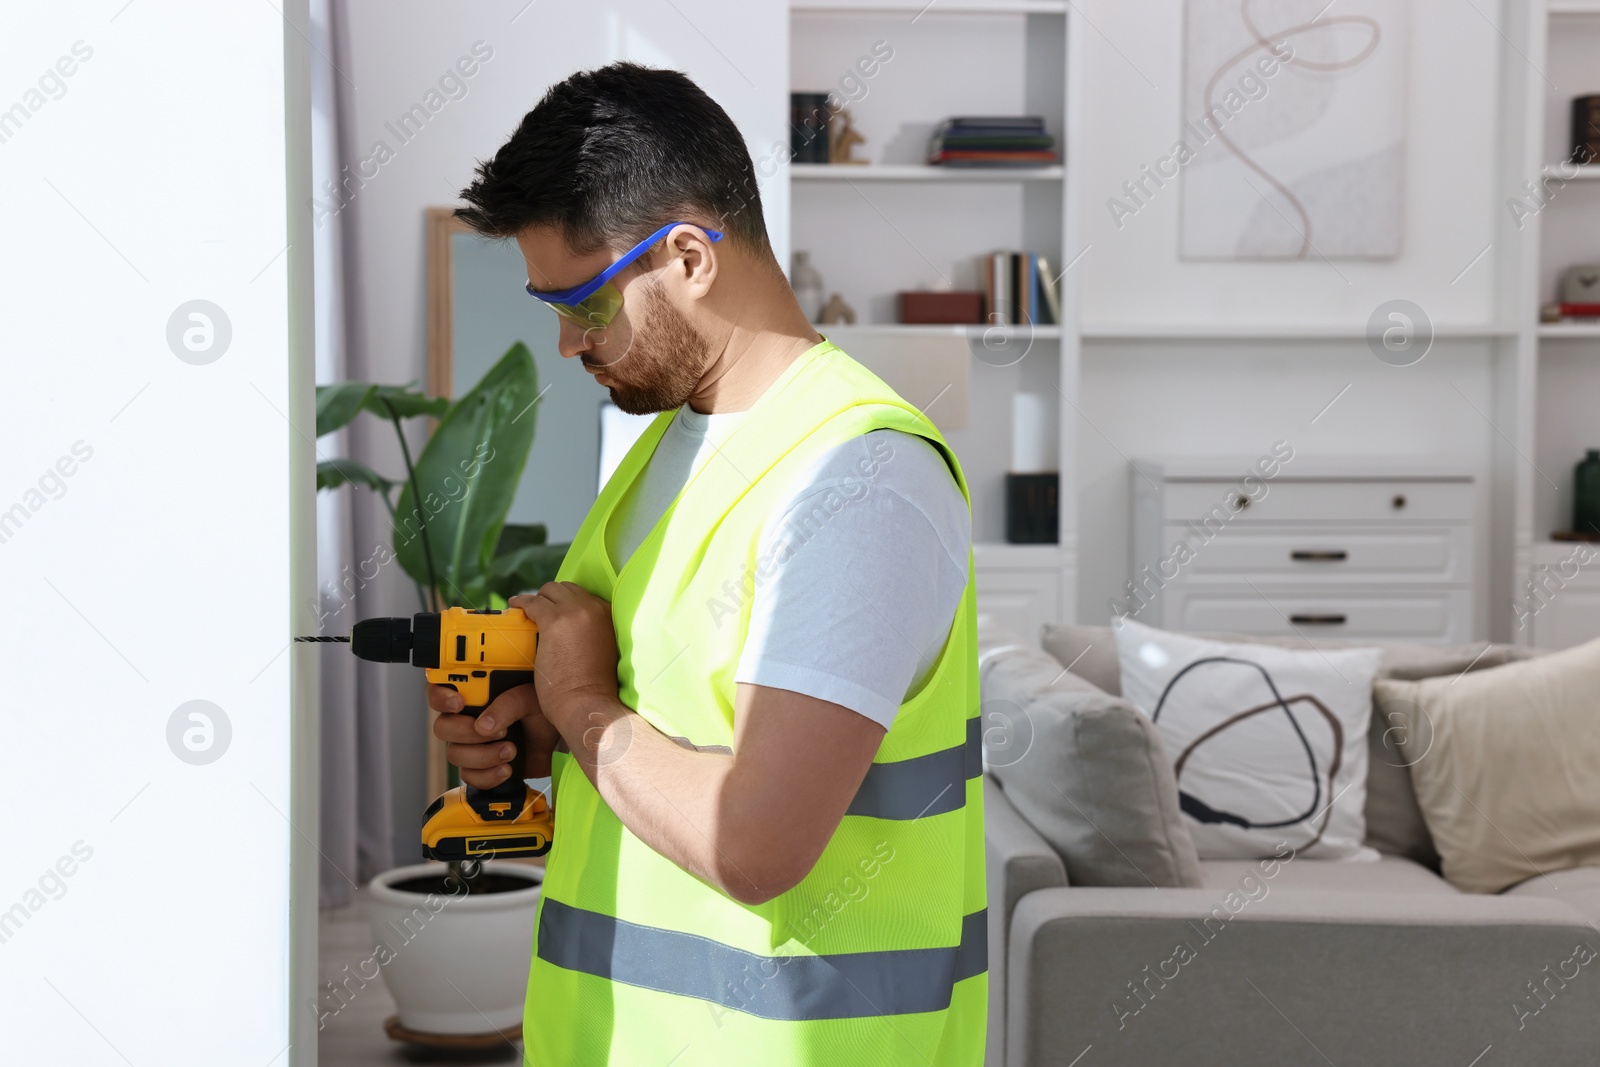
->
[366, 861, 542, 1037]
[791, 251, 825, 323]
[1575, 449, 1600, 538]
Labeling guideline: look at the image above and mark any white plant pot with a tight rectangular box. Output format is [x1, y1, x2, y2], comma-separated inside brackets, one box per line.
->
[367, 861, 542, 1035]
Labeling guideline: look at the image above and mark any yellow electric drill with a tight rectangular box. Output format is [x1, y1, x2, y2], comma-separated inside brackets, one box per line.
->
[346, 606, 553, 862]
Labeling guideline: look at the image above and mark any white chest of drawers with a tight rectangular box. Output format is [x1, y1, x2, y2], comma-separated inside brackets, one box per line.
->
[1128, 457, 1478, 644]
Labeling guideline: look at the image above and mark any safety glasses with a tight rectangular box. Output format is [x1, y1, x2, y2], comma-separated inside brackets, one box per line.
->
[524, 221, 724, 329]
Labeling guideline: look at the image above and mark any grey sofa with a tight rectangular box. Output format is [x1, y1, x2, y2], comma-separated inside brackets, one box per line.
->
[982, 623, 1600, 1067]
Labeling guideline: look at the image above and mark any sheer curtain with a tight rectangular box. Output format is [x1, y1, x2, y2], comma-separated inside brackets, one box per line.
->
[311, 0, 393, 907]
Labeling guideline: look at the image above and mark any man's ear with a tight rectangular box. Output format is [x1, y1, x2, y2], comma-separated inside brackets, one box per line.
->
[661, 224, 719, 300]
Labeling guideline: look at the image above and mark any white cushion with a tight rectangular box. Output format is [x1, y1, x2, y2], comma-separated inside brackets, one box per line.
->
[1115, 618, 1383, 862]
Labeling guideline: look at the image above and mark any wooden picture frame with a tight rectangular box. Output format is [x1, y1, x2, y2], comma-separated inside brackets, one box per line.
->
[423, 206, 464, 804]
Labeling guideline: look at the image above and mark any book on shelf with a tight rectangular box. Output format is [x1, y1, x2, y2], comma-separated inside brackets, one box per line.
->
[984, 253, 1011, 326]
[928, 115, 1058, 167]
[980, 251, 1060, 327]
[1036, 254, 1062, 326]
[947, 116, 1049, 129]
[789, 93, 832, 165]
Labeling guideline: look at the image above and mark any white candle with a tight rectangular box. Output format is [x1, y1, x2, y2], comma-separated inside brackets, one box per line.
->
[1011, 392, 1056, 473]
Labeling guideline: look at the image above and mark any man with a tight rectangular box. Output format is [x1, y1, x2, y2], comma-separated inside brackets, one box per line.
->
[431, 62, 984, 1065]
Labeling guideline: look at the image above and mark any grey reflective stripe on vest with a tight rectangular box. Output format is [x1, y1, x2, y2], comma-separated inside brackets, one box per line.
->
[538, 900, 986, 1021]
[847, 716, 982, 821]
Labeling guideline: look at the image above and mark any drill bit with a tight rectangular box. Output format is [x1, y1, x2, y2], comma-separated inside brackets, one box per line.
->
[448, 859, 486, 895]
[294, 636, 350, 642]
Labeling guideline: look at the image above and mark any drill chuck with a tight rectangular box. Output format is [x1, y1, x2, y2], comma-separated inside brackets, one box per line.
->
[349, 614, 441, 668]
[350, 617, 414, 663]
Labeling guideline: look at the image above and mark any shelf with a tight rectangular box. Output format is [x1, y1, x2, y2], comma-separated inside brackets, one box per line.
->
[1540, 321, 1600, 339]
[1079, 323, 1516, 340]
[792, 0, 1067, 13]
[1543, 164, 1600, 179]
[1533, 540, 1600, 565]
[791, 163, 1063, 182]
[973, 542, 1063, 564]
[821, 323, 1063, 339]
[1550, 0, 1600, 14]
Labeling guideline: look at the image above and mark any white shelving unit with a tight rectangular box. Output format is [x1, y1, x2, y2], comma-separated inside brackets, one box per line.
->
[1080, 323, 1518, 341]
[792, 0, 1067, 13]
[1511, 0, 1600, 648]
[822, 322, 1064, 339]
[1539, 321, 1600, 339]
[791, 162, 1064, 181]
[787, 0, 1078, 639]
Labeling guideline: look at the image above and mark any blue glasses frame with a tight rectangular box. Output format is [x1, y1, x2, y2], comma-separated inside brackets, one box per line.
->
[523, 221, 724, 304]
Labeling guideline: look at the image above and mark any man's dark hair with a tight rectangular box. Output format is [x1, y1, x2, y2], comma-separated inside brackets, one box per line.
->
[455, 62, 770, 258]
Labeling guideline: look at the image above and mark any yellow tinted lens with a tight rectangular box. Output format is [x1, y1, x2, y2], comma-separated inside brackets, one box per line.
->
[550, 282, 624, 329]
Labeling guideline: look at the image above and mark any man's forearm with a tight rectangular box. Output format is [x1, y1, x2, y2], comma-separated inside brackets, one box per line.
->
[559, 696, 768, 902]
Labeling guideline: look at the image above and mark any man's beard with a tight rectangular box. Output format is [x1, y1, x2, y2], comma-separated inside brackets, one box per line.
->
[587, 278, 707, 415]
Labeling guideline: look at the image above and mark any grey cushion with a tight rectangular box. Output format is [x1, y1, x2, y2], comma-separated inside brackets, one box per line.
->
[1199, 854, 1456, 895]
[1038, 622, 1543, 866]
[1037, 621, 1123, 694]
[986, 657, 1203, 888]
[1362, 711, 1442, 870]
[1502, 867, 1600, 926]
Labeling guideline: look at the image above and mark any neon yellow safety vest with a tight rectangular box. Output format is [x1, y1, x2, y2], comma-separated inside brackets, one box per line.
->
[524, 339, 986, 1066]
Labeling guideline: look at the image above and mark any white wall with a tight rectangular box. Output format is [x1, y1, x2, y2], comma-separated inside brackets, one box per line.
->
[1070, 0, 1507, 629]
[336, 0, 789, 862]
[0, 4, 313, 1063]
[1074, 0, 1505, 330]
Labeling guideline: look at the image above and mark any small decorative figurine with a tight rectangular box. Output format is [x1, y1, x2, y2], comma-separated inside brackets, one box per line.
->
[819, 293, 856, 325]
[829, 107, 867, 165]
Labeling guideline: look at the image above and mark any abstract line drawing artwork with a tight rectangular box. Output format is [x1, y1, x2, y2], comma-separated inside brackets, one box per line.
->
[1152, 656, 1343, 852]
[1179, 0, 1408, 260]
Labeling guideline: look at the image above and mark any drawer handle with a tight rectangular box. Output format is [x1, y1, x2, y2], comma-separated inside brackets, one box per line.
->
[1290, 550, 1349, 562]
[1290, 613, 1347, 625]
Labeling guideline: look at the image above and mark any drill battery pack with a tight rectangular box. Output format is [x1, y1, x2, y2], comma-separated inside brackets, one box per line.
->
[422, 781, 553, 861]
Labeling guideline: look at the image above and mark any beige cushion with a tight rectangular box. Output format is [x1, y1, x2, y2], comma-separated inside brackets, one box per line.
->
[1199, 854, 1457, 895]
[982, 638, 1202, 888]
[1375, 638, 1600, 894]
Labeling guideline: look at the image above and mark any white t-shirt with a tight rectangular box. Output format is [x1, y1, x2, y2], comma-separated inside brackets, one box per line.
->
[605, 406, 970, 730]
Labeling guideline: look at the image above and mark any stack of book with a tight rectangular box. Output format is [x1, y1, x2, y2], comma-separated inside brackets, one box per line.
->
[980, 251, 1061, 327]
[928, 116, 1057, 167]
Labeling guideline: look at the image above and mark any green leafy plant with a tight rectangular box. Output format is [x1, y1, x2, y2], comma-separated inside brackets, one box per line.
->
[315, 341, 569, 611]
